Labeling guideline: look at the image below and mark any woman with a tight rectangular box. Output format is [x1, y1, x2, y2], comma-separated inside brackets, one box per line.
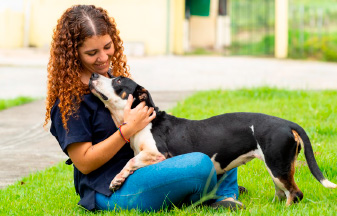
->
[44, 4, 245, 212]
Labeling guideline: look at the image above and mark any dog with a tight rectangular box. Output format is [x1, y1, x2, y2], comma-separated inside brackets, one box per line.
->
[88, 73, 336, 206]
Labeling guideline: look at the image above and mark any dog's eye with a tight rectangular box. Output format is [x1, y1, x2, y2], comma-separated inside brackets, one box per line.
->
[113, 77, 122, 85]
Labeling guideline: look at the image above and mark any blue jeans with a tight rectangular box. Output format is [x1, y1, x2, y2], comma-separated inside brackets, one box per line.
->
[95, 152, 239, 211]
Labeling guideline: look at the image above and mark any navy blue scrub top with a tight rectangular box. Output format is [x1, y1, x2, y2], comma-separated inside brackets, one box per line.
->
[50, 93, 134, 211]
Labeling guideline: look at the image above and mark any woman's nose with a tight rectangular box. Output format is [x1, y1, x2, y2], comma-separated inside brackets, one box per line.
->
[97, 52, 109, 62]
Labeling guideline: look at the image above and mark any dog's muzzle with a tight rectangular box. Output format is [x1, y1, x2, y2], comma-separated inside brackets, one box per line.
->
[88, 73, 99, 90]
[89, 73, 109, 100]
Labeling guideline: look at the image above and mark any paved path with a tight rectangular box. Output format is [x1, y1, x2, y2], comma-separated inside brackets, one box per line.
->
[1, 49, 337, 99]
[0, 100, 63, 188]
[0, 48, 337, 189]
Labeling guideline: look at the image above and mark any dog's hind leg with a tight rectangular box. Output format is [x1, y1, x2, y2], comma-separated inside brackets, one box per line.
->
[252, 144, 291, 204]
[263, 129, 304, 206]
[269, 166, 303, 206]
[261, 159, 302, 205]
[272, 182, 286, 202]
[109, 150, 166, 191]
[260, 160, 291, 203]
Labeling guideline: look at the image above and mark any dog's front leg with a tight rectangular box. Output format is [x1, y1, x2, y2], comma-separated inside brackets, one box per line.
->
[109, 150, 166, 191]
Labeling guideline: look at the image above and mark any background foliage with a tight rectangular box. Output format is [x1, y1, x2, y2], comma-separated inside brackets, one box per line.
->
[229, 0, 337, 61]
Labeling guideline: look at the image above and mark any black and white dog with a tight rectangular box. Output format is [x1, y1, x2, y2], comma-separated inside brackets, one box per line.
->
[89, 74, 336, 206]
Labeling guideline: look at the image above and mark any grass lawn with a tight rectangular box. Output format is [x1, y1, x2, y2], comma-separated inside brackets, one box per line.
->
[0, 97, 35, 111]
[1, 88, 336, 215]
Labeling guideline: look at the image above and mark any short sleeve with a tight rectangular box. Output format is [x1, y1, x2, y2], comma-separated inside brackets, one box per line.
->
[50, 100, 93, 155]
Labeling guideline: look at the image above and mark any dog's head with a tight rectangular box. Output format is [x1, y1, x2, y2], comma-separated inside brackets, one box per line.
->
[89, 73, 155, 110]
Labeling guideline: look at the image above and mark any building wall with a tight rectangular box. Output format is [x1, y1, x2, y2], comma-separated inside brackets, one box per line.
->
[0, 0, 288, 57]
[189, 0, 218, 49]
[0, 0, 185, 55]
[0, 2, 24, 48]
[29, 0, 169, 55]
[171, 0, 185, 55]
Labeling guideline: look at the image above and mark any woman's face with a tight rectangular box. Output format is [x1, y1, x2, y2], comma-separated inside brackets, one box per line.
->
[78, 34, 115, 80]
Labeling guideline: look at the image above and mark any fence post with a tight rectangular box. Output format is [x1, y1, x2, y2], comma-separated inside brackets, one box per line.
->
[275, 0, 288, 58]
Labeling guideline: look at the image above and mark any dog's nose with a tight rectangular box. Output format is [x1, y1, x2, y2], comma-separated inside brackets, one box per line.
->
[91, 73, 99, 79]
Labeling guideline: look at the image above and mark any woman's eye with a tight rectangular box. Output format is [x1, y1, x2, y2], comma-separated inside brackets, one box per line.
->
[104, 45, 111, 50]
[87, 52, 96, 56]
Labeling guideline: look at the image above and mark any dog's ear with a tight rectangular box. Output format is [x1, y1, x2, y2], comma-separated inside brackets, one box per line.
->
[132, 85, 156, 108]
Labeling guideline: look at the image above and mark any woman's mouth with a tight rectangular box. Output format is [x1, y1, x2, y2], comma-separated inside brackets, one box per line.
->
[95, 61, 109, 69]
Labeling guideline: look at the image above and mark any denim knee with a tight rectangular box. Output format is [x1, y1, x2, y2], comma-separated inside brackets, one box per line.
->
[183, 152, 216, 181]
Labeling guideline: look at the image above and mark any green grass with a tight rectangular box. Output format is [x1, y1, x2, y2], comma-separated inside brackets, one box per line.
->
[0, 97, 36, 111]
[1, 88, 337, 215]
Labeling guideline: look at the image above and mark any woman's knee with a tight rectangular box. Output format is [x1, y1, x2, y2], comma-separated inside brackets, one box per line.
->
[182, 152, 216, 180]
[225, 167, 238, 177]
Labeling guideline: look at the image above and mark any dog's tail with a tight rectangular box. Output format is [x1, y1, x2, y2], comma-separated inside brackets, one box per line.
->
[293, 127, 336, 189]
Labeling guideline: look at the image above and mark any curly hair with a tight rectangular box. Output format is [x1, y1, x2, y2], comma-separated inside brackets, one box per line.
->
[44, 5, 130, 130]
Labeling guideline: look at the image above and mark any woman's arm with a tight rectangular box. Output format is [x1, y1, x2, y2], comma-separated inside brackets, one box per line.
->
[67, 95, 156, 174]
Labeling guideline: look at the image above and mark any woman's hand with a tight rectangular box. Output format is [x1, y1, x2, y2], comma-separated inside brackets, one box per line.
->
[122, 94, 156, 138]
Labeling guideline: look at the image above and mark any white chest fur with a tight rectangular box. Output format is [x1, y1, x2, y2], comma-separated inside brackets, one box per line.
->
[130, 123, 159, 156]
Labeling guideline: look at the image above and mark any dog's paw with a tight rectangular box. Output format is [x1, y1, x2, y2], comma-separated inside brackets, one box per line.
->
[136, 151, 166, 165]
[109, 175, 125, 191]
[156, 154, 166, 162]
[146, 152, 166, 164]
